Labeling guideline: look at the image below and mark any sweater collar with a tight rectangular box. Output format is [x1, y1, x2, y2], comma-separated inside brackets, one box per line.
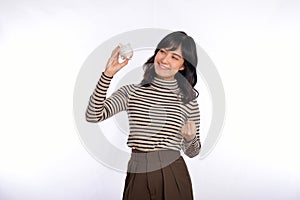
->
[151, 76, 179, 91]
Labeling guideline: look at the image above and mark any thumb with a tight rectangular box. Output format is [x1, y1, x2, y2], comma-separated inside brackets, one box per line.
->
[119, 58, 129, 68]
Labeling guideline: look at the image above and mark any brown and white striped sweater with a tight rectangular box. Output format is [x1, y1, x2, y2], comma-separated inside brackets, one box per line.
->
[86, 72, 201, 158]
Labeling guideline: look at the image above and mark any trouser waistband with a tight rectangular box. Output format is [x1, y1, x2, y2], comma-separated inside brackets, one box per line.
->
[127, 149, 181, 173]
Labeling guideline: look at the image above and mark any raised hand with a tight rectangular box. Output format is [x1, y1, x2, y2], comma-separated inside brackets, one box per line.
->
[104, 45, 131, 77]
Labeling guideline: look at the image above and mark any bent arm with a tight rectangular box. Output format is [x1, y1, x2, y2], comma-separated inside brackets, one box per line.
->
[182, 100, 201, 158]
[85, 72, 128, 123]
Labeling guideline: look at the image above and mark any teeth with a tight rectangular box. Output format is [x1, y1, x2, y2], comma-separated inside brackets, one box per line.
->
[160, 64, 169, 69]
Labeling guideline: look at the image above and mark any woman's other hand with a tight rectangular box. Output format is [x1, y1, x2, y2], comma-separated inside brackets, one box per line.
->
[104, 45, 131, 77]
[181, 120, 197, 142]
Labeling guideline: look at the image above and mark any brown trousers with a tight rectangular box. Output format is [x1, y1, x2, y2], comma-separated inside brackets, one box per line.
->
[122, 149, 194, 200]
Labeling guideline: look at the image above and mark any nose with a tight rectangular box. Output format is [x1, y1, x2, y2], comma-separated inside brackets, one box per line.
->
[161, 53, 170, 64]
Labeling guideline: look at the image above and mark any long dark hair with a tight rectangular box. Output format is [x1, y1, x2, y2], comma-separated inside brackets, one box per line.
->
[140, 31, 199, 104]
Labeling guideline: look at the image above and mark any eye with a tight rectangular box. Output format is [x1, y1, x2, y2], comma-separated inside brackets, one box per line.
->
[159, 49, 166, 54]
[172, 56, 179, 60]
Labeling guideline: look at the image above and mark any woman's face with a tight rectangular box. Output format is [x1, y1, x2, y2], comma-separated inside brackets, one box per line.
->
[154, 45, 185, 81]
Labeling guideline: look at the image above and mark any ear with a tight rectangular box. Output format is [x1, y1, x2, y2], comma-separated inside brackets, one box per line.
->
[179, 65, 185, 71]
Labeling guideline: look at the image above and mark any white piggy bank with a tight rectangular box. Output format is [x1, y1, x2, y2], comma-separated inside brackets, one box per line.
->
[119, 43, 133, 60]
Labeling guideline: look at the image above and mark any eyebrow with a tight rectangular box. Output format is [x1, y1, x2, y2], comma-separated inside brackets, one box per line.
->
[162, 48, 183, 58]
[172, 52, 182, 58]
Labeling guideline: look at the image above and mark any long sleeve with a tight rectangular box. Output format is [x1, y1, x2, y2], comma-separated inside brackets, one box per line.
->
[181, 99, 201, 158]
[85, 72, 129, 123]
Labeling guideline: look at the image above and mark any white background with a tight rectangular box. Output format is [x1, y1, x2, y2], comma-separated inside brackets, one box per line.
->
[1, 0, 300, 199]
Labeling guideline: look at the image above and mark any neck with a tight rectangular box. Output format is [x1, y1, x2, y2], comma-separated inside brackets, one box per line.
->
[155, 75, 175, 81]
[151, 75, 179, 91]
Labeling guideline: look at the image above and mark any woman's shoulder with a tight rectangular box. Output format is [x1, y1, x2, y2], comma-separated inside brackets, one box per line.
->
[116, 82, 142, 94]
[122, 82, 142, 89]
[183, 96, 199, 109]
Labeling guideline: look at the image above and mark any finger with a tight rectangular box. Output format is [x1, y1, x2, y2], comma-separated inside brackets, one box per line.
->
[119, 58, 129, 67]
[189, 121, 195, 130]
[191, 121, 196, 132]
[190, 122, 196, 136]
[111, 46, 120, 57]
[187, 120, 195, 126]
[109, 50, 121, 64]
[187, 122, 192, 135]
[182, 123, 187, 131]
[181, 124, 186, 134]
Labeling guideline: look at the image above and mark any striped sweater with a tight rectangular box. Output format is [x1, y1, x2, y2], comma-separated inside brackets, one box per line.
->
[86, 72, 201, 158]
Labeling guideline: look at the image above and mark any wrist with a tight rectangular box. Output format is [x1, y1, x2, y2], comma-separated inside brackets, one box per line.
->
[103, 70, 114, 78]
[184, 135, 196, 143]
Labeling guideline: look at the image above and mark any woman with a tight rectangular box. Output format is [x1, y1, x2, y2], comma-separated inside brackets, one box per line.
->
[86, 31, 201, 200]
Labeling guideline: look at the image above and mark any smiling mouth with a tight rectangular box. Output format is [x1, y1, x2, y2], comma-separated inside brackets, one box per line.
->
[158, 64, 170, 70]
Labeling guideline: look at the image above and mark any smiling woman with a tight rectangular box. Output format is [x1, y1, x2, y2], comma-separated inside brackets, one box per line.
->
[141, 31, 199, 104]
[85, 31, 201, 200]
[154, 47, 185, 80]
